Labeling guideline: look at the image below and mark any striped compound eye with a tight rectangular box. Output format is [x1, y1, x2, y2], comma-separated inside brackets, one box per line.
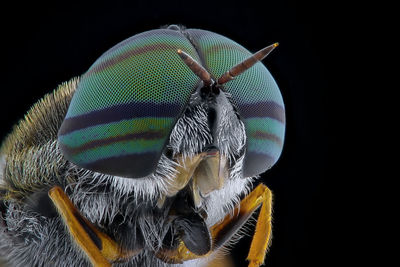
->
[58, 27, 285, 178]
[184, 29, 285, 177]
[58, 29, 201, 177]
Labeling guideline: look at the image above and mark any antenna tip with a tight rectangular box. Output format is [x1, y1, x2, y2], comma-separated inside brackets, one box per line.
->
[177, 49, 188, 59]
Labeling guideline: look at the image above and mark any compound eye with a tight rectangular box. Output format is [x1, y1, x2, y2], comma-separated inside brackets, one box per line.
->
[229, 66, 285, 177]
[185, 29, 286, 177]
[57, 29, 202, 178]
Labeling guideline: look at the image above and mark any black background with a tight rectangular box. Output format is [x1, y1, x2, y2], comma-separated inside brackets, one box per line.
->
[0, 1, 374, 266]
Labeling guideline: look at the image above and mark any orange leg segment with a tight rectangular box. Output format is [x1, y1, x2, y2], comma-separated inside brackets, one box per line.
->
[48, 186, 139, 266]
[211, 183, 272, 267]
[245, 184, 273, 267]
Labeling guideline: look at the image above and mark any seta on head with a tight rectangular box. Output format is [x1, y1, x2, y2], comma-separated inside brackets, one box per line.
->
[57, 25, 285, 179]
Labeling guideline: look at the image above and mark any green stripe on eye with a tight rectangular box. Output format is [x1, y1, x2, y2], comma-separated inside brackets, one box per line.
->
[247, 139, 282, 160]
[245, 118, 285, 145]
[59, 117, 173, 148]
[245, 117, 285, 165]
[67, 139, 164, 165]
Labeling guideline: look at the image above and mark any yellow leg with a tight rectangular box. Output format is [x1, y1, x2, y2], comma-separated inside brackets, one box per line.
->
[157, 183, 273, 267]
[48, 186, 140, 266]
[210, 183, 272, 267]
[245, 184, 272, 267]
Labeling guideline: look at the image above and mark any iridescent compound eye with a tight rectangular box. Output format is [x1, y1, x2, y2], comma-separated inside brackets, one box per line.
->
[58, 28, 285, 178]
[58, 29, 202, 178]
[184, 29, 285, 177]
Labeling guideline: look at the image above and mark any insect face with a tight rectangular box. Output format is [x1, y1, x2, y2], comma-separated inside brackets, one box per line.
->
[0, 25, 285, 267]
